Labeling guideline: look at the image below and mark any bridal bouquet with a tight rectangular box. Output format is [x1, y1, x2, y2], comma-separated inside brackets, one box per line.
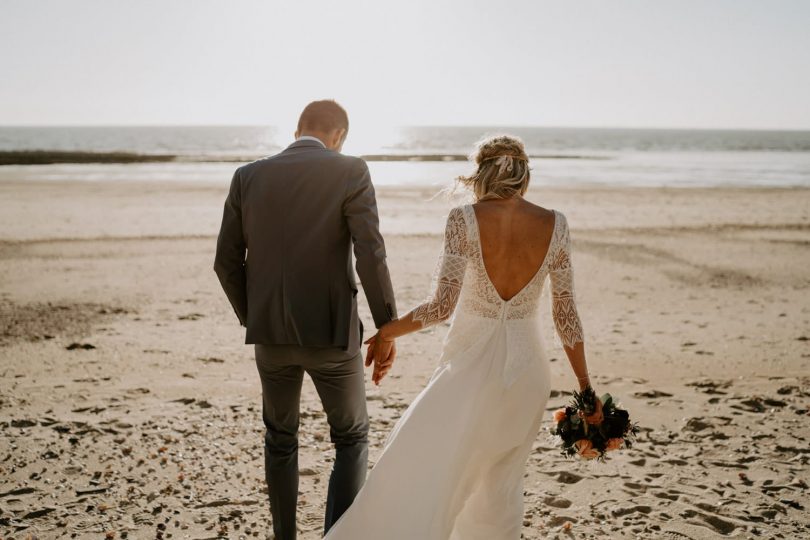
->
[551, 387, 638, 461]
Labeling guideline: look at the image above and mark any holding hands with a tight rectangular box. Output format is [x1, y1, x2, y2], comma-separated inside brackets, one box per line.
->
[364, 329, 397, 385]
[362, 309, 436, 385]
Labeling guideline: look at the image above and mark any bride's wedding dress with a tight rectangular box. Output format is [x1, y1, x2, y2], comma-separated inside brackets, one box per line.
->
[324, 204, 584, 540]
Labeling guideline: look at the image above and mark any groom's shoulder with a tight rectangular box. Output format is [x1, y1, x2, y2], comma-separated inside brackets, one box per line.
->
[317, 152, 371, 181]
[330, 152, 368, 172]
[236, 151, 290, 173]
[239, 150, 366, 174]
[232, 156, 269, 178]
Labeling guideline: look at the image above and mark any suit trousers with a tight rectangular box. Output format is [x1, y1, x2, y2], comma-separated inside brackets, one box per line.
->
[254, 344, 369, 540]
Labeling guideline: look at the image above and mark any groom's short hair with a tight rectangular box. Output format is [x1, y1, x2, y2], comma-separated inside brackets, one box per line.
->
[297, 100, 349, 133]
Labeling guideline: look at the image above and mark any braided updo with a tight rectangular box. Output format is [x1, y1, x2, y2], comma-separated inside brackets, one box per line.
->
[456, 135, 531, 201]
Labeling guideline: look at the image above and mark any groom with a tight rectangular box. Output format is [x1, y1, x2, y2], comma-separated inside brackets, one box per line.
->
[214, 100, 398, 540]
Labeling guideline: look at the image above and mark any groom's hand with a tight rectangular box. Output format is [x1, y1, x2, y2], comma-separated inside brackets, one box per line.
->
[364, 337, 376, 368]
[364, 334, 396, 385]
[373, 340, 396, 385]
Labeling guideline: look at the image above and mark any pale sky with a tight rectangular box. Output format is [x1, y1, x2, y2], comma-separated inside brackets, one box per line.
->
[1, 0, 809, 129]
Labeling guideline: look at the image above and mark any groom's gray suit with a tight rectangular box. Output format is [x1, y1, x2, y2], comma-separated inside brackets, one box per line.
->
[214, 137, 397, 540]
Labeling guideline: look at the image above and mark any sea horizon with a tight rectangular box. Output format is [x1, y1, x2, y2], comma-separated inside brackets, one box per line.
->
[1, 125, 810, 188]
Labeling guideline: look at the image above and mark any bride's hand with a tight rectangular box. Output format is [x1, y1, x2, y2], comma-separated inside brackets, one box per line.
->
[582, 397, 604, 425]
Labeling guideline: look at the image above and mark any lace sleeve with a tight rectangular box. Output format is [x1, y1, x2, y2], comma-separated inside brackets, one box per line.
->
[411, 207, 468, 327]
[548, 213, 584, 348]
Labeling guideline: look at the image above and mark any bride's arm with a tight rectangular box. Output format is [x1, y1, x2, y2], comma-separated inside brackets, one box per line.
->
[379, 207, 468, 340]
[562, 343, 590, 392]
[367, 207, 468, 380]
[548, 214, 590, 392]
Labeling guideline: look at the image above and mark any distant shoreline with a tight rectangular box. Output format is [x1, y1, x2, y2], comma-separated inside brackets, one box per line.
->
[0, 150, 611, 166]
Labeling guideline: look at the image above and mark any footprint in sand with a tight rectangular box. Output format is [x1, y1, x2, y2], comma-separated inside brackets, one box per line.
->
[542, 496, 572, 509]
[652, 490, 680, 502]
[546, 515, 578, 527]
[65, 342, 96, 350]
[679, 508, 739, 535]
[683, 417, 713, 432]
[554, 471, 584, 484]
[197, 356, 225, 364]
[611, 504, 652, 518]
[623, 481, 653, 494]
[633, 390, 673, 399]
[685, 380, 732, 394]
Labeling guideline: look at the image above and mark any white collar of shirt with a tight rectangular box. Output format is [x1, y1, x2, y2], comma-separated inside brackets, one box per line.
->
[296, 135, 326, 148]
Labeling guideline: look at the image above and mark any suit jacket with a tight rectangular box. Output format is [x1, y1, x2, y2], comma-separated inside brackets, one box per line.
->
[214, 139, 397, 352]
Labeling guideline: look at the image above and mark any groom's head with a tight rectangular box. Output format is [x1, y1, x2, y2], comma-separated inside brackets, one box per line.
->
[295, 100, 349, 152]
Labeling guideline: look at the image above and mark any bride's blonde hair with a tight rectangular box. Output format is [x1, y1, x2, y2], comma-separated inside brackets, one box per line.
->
[456, 135, 531, 201]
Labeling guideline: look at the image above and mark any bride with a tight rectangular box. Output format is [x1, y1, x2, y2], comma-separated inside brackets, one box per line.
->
[324, 135, 600, 540]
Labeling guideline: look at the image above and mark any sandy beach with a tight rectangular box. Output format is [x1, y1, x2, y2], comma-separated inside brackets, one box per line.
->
[1, 178, 808, 539]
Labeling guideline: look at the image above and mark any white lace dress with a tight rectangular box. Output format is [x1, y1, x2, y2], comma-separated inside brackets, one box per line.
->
[323, 204, 584, 540]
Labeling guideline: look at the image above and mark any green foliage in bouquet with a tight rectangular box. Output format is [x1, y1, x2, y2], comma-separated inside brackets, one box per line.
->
[552, 386, 639, 462]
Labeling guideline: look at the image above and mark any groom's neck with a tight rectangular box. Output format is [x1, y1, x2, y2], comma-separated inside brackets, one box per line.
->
[297, 131, 327, 145]
[295, 128, 345, 152]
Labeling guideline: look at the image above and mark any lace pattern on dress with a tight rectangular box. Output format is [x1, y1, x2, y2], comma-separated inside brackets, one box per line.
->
[458, 205, 502, 319]
[460, 204, 553, 321]
[547, 213, 584, 348]
[411, 207, 469, 327]
[411, 204, 584, 351]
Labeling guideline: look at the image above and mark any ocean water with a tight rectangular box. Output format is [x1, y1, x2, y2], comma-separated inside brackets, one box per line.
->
[1, 126, 809, 188]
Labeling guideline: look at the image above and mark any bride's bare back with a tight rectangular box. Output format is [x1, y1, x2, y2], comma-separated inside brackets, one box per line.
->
[472, 198, 556, 302]
[372, 134, 592, 397]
